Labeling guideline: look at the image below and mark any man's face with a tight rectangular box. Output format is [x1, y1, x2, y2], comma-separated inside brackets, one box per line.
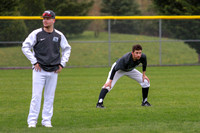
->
[43, 17, 55, 28]
[132, 50, 142, 60]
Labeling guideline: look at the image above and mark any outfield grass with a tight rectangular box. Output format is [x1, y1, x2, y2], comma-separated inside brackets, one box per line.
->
[0, 31, 198, 67]
[0, 66, 200, 133]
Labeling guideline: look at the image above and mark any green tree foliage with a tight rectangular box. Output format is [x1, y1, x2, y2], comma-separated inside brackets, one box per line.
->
[1, 0, 93, 41]
[19, 0, 45, 34]
[45, 0, 94, 37]
[152, 0, 200, 15]
[152, 0, 200, 62]
[101, 0, 141, 34]
[0, 0, 27, 46]
[0, 0, 18, 15]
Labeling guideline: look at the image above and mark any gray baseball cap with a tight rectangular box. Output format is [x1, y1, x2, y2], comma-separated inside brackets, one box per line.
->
[42, 10, 55, 19]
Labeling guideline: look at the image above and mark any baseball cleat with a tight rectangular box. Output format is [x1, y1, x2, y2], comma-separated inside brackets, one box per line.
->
[28, 124, 36, 128]
[96, 103, 105, 109]
[141, 101, 151, 106]
[42, 124, 53, 128]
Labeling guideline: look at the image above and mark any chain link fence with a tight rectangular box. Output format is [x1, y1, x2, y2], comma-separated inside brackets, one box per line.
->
[0, 16, 200, 68]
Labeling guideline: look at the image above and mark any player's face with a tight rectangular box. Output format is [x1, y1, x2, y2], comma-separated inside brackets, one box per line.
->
[132, 50, 142, 60]
[43, 17, 55, 28]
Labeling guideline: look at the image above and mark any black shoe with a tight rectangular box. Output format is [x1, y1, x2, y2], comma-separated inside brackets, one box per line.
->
[141, 101, 151, 106]
[96, 103, 105, 108]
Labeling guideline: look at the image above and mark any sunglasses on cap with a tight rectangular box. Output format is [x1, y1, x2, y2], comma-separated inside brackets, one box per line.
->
[42, 13, 52, 17]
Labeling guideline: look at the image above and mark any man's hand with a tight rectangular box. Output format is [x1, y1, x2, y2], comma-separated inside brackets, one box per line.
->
[55, 65, 63, 73]
[143, 71, 149, 82]
[34, 63, 41, 72]
[103, 80, 112, 89]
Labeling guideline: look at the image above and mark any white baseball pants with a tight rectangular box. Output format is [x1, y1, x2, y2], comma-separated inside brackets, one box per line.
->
[103, 62, 150, 91]
[27, 68, 58, 125]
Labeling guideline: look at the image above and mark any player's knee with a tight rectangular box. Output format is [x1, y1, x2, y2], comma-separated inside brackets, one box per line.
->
[31, 95, 42, 103]
[140, 79, 150, 88]
[102, 86, 111, 91]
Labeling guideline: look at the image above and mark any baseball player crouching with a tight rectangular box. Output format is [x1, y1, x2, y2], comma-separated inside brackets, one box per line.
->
[96, 44, 151, 108]
[22, 10, 71, 128]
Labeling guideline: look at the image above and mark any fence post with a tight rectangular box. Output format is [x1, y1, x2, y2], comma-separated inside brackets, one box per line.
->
[159, 19, 162, 65]
[108, 19, 111, 67]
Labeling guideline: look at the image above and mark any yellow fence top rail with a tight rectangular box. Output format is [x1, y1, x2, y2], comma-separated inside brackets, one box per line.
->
[1, 16, 200, 20]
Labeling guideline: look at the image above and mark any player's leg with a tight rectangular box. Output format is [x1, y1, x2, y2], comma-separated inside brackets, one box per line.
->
[126, 69, 151, 106]
[96, 72, 123, 108]
[97, 63, 116, 108]
[41, 71, 58, 127]
[97, 63, 124, 108]
[27, 69, 46, 127]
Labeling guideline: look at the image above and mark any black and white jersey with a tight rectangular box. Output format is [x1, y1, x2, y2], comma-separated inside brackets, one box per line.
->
[22, 28, 71, 72]
[110, 52, 147, 80]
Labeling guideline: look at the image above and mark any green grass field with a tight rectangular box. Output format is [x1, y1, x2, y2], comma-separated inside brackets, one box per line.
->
[0, 66, 200, 133]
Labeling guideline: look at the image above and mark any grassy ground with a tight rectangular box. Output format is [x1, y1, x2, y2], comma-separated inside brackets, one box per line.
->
[0, 31, 198, 67]
[0, 66, 200, 133]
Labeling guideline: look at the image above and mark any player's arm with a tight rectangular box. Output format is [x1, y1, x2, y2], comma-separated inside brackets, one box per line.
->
[142, 71, 149, 82]
[104, 65, 118, 88]
[103, 68, 116, 89]
[55, 34, 71, 73]
[105, 56, 126, 88]
[110, 67, 117, 81]
[22, 30, 37, 65]
[60, 33, 71, 68]
[22, 30, 43, 72]
[141, 54, 149, 82]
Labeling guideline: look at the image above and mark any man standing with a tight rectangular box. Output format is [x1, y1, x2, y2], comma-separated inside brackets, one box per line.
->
[96, 44, 151, 108]
[22, 10, 71, 128]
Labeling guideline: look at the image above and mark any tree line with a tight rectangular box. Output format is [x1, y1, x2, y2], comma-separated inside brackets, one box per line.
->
[0, 0, 200, 62]
[0, 0, 94, 42]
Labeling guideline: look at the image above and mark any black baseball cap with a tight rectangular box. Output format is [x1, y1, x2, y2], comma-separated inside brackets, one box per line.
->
[42, 10, 55, 19]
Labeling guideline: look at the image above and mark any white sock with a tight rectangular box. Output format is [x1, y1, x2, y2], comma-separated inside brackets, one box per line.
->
[98, 98, 103, 103]
[143, 98, 147, 103]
